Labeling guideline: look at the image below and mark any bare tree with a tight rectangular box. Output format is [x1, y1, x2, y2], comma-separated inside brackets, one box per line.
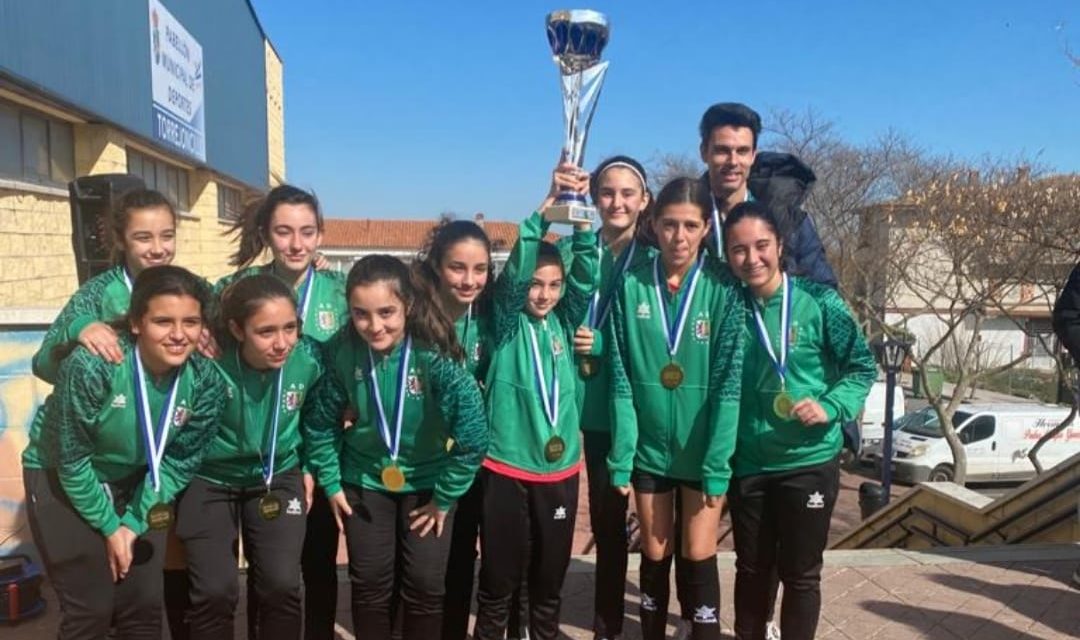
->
[647, 151, 701, 192]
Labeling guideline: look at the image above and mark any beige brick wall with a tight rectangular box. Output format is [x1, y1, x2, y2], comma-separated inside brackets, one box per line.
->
[265, 42, 286, 186]
[0, 188, 79, 308]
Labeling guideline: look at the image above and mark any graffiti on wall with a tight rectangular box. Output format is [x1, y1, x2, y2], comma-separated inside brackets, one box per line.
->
[0, 329, 50, 559]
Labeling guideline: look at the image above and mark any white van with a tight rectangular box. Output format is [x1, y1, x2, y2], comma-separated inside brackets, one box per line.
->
[858, 380, 906, 460]
[885, 403, 1077, 483]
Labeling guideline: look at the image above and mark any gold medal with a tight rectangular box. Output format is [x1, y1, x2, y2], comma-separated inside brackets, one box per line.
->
[660, 362, 684, 390]
[146, 502, 173, 530]
[578, 355, 600, 379]
[381, 464, 406, 492]
[544, 435, 566, 462]
[258, 494, 282, 520]
[773, 391, 795, 419]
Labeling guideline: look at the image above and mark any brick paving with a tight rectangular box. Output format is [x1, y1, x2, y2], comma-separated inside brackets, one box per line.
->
[10, 545, 1078, 639]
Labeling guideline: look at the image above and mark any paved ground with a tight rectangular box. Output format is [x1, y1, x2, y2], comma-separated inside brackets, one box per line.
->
[10, 544, 1078, 639]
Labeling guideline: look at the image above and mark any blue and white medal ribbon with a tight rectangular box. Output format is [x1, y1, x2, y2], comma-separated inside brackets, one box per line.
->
[122, 268, 134, 292]
[527, 321, 559, 429]
[133, 349, 181, 493]
[296, 266, 316, 326]
[368, 336, 411, 463]
[750, 273, 792, 386]
[261, 368, 285, 491]
[587, 238, 636, 330]
[710, 191, 752, 256]
[652, 254, 704, 358]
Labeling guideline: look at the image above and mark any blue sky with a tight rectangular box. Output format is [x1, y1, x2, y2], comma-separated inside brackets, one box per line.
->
[251, 1, 1079, 221]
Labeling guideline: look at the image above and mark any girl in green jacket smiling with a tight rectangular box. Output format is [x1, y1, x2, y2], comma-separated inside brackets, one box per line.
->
[217, 184, 348, 639]
[722, 202, 874, 640]
[303, 255, 488, 640]
[473, 172, 598, 640]
[177, 274, 324, 640]
[32, 188, 180, 384]
[23, 265, 226, 640]
[607, 177, 745, 640]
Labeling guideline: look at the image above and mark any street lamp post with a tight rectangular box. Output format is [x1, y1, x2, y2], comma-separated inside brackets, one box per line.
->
[871, 336, 912, 503]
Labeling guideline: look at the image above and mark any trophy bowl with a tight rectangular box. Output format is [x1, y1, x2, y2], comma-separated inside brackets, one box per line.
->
[543, 9, 611, 225]
[546, 10, 609, 74]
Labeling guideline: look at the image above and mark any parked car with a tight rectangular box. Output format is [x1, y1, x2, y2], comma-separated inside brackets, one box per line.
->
[881, 403, 1076, 483]
[857, 379, 906, 461]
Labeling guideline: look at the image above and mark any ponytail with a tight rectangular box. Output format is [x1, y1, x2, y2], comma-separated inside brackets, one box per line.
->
[226, 184, 322, 268]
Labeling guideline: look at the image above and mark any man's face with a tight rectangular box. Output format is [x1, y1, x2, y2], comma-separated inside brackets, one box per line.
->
[700, 125, 756, 199]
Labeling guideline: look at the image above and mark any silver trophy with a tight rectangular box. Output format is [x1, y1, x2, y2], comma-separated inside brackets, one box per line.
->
[545, 9, 610, 224]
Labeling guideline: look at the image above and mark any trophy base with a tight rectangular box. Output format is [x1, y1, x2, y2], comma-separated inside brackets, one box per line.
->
[544, 202, 595, 225]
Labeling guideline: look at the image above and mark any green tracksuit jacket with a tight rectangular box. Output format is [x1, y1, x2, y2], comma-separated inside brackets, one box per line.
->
[607, 254, 745, 496]
[22, 338, 226, 536]
[197, 338, 324, 486]
[557, 236, 654, 433]
[302, 330, 488, 509]
[215, 265, 348, 343]
[732, 276, 876, 476]
[33, 265, 133, 384]
[483, 212, 598, 474]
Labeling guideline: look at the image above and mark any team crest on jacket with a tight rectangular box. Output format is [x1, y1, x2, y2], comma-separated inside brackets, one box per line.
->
[789, 322, 799, 347]
[406, 371, 424, 397]
[317, 309, 337, 331]
[284, 386, 304, 411]
[693, 314, 710, 342]
[636, 301, 651, 319]
[354, 365, 365, 381]
[552, 337, 564, 357]
[172, 405, 190, 428]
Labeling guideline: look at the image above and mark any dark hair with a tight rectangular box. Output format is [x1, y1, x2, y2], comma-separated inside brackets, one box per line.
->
[347, 255, 463, 360]
[653, 177, 713, 223]
[121, 265, 211, 329]
[698, 102, 763, 149]
[226, 184, 323, 268]
[722, 201, 788, 270]
[536, 241, 564, 274]
[216, 274, 298, 349]
[109, 189, 177, 263]
[414, 217, 494, 317]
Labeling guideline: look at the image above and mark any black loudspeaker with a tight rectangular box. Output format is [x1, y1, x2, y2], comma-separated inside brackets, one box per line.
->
[68, 174, 146, 284]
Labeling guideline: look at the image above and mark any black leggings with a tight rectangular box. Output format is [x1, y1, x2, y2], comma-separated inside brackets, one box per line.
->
[474, 469, 579, 640]
[583, 431, 629, 638]
[342, 484, 455, 640]
[729, 457, 840, 640]
[24, 467, 166, 640]
[176, 469, 307, 640]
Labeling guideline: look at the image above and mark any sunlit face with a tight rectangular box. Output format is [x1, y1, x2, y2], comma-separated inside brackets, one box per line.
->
[700, 125, 756, 198]
[725, 217, 784, 292]
[121, 207, 176, 275]
[349, 281, 407, 353]
[437, 239, 490, 308]
[526, 260, 564, 319]
[652, 203, 710, 272]
[596, 167, 649, 236]
[229, 297, 299, 370]
[130, 294, 202, 376]
[267, 203, 322, 275]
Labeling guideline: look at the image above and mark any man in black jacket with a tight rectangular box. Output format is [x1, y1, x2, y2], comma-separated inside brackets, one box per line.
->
[697, 102, 838, 288]
[1050, 264, 1080, 591]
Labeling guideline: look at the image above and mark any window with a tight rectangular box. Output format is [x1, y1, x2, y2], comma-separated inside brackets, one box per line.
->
[218, 184, 243, 222]
[126, 148, 190, 211]
[960, 416, 995, 444]
[0, 99, 74, 186]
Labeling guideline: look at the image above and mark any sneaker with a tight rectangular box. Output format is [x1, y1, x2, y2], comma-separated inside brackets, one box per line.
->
[1072, 565, 1080, 590]
[765, 620, 782, 640]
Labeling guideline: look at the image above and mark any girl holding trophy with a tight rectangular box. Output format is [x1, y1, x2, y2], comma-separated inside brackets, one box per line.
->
[607, 177, 745, 640]
[472, 172, 597, 640]
[722, 202, 874, 640]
